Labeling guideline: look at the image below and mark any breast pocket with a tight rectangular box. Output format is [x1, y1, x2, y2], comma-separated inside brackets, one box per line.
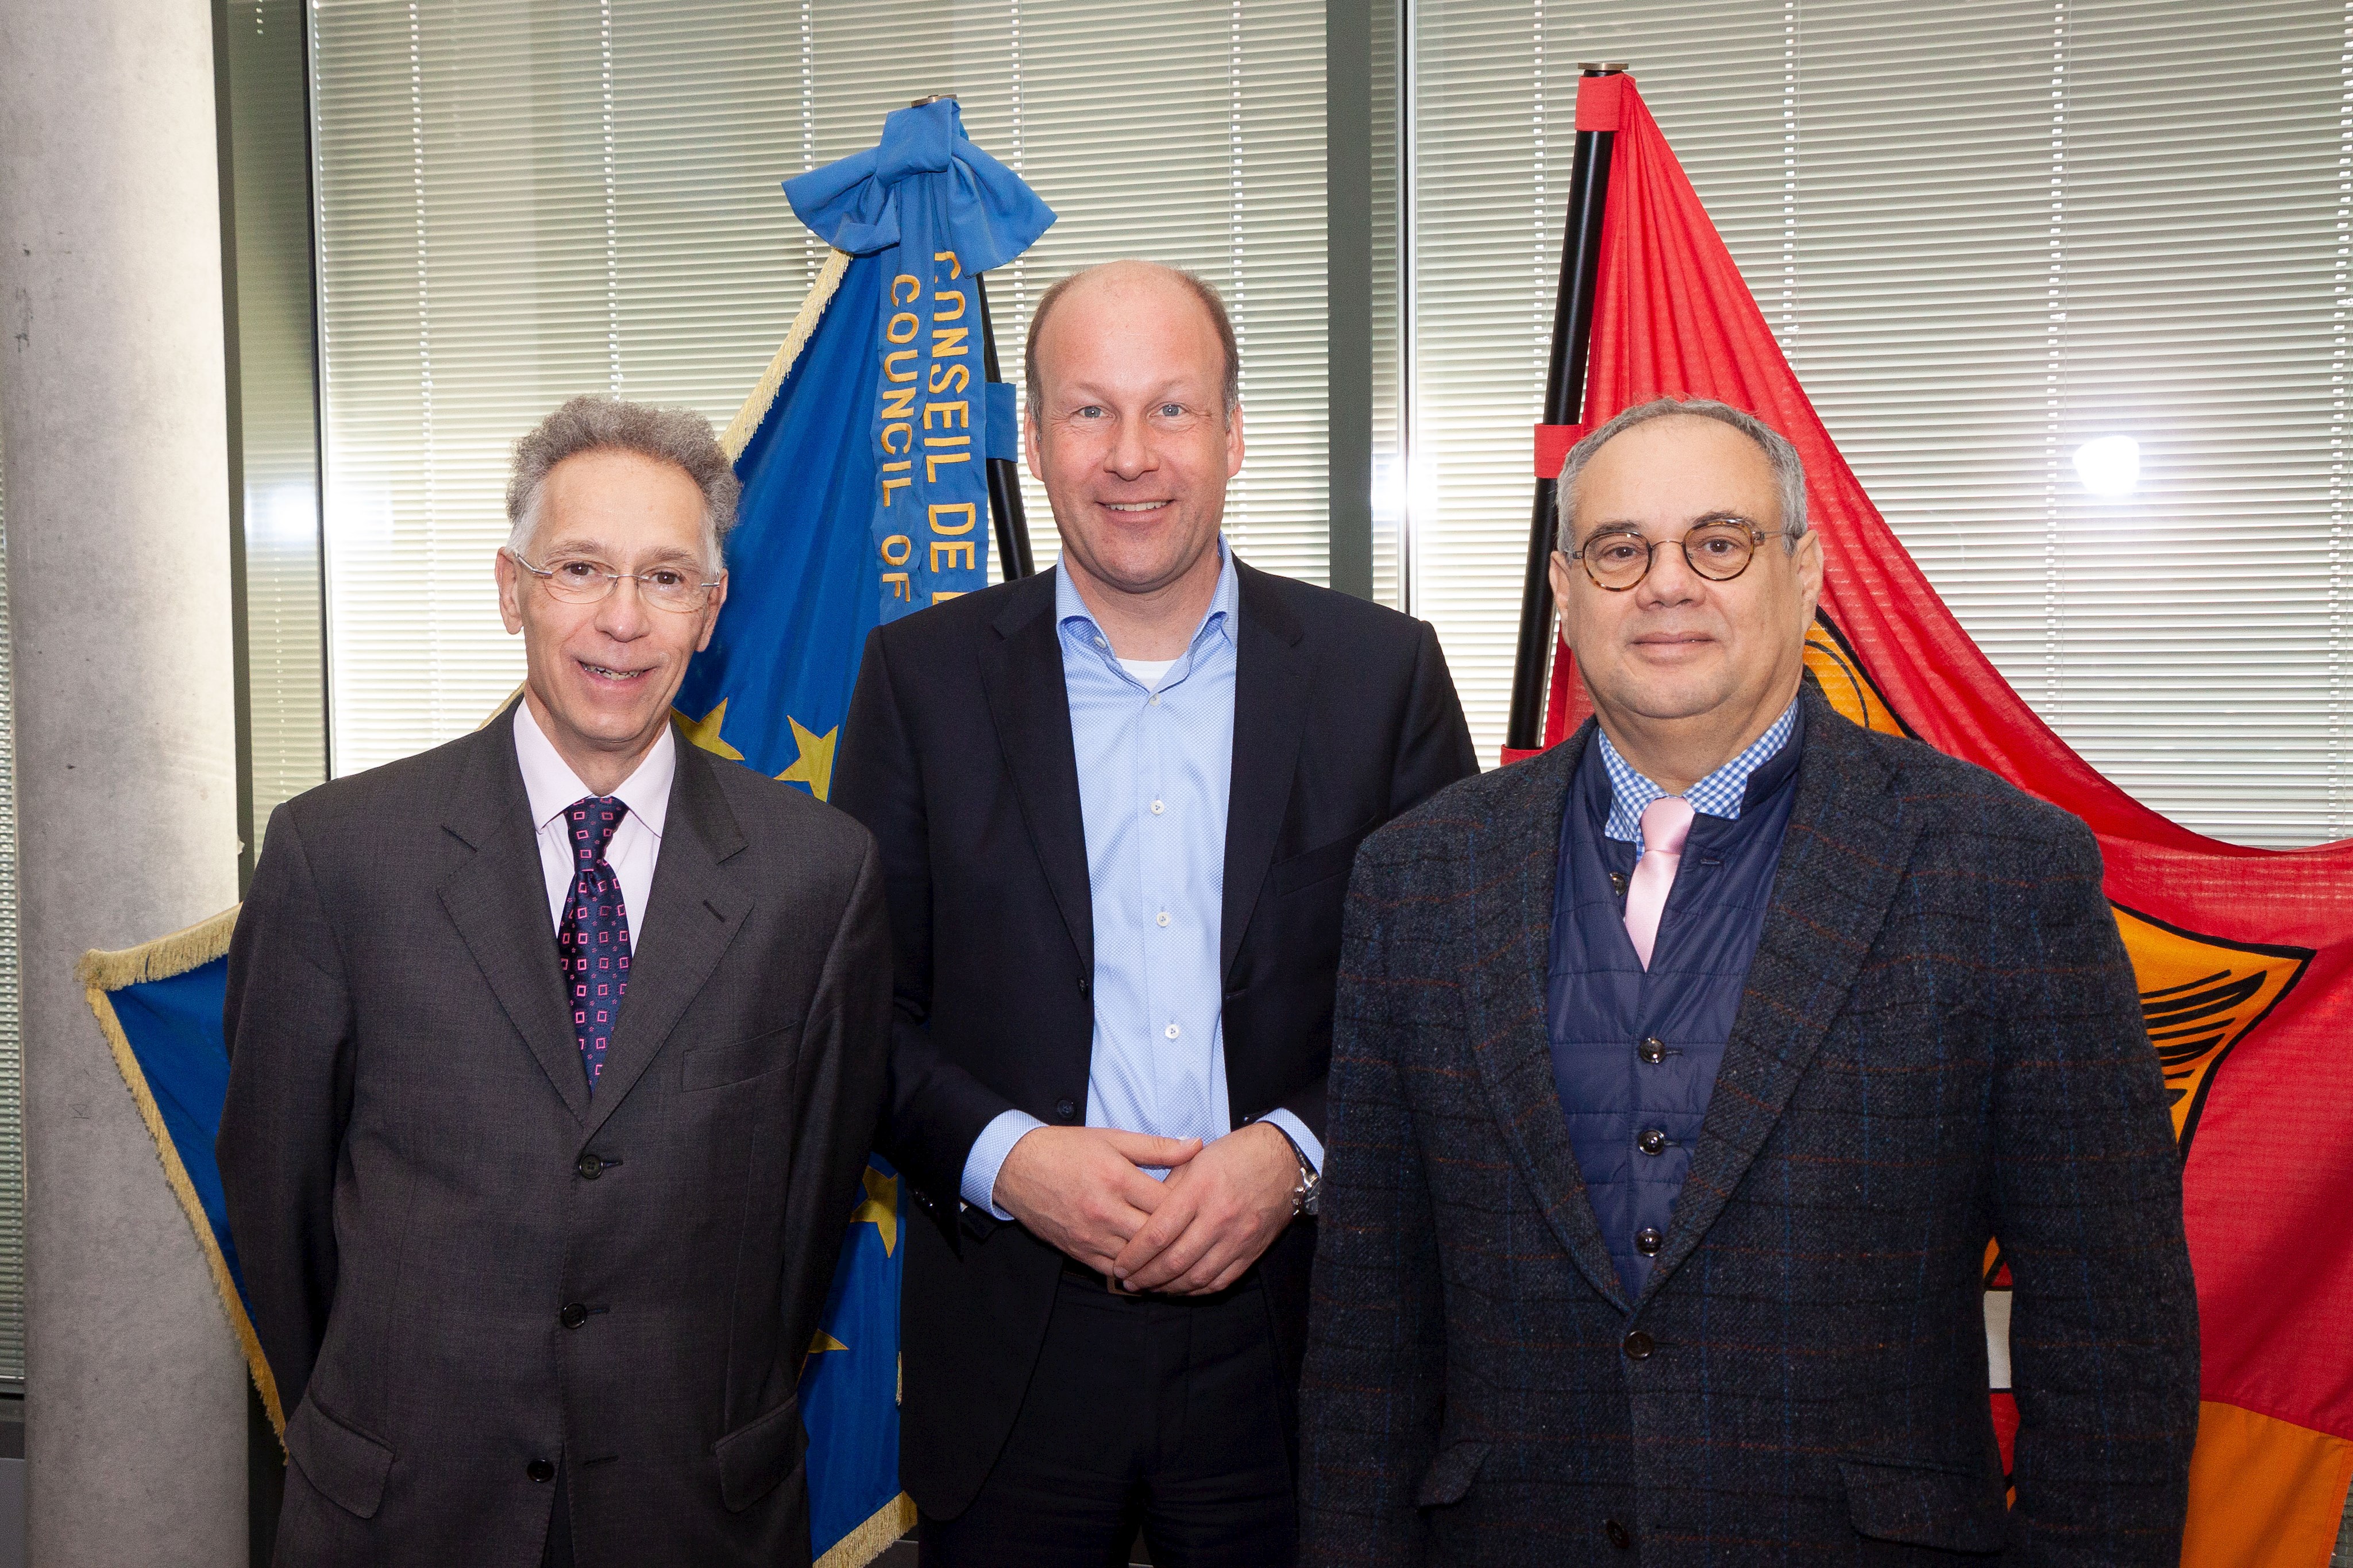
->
[1270, 822, 1375, 898]
[680, 1025, 797, 1092]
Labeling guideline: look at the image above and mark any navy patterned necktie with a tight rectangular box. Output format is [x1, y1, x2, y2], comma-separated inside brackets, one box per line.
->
[559, 796, 632, 1092]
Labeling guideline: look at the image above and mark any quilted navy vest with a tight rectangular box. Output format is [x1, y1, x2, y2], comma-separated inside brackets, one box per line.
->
[1545, 712, 1804, 1303]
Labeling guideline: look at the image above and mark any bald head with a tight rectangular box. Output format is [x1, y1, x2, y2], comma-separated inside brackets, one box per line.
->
[1024, 261, 1239, 423]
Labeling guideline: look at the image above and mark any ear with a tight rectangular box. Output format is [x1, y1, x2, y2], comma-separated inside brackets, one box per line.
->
[1790, 528, 1825, 627]
[694, 573, 728, 654]
[1025, 407, 1044, 483]
[496, 548, 524, 634]
[1548, 547, 1580, 648]
[1224, 401, 1245, 478]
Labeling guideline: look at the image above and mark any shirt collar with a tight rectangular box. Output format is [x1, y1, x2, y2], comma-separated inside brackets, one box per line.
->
[1055, 537, 1239, 670]
[512, 697, 675, 840]
[1598, 698, 1799, 849]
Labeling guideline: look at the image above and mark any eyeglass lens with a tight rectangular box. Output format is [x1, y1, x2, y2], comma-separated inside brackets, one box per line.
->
[1581, 523, 1757, 588]
[534, 556, 711, 612]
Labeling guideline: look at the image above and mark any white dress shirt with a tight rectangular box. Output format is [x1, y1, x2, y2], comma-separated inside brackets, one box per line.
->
[512, 700, 676, 941]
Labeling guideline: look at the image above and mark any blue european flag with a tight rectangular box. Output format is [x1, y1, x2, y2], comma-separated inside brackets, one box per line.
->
[672, 98, 1053, 1567]
[80, 912, 286, 1434]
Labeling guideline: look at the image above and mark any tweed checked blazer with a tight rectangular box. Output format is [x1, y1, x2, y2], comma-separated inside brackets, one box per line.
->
[1297, 681, 2200, 1567]
[218, 709, 890, 1568]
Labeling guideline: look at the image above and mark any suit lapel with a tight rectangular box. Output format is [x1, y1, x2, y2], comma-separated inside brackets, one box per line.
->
[1464, 723, 1628, 1311]
[978, 573, 1095, 975]
[1220, 562, 1311, 980]
[585, 734, 750, 1137]
[1638, 685, 1923, 1306]
[438, 710, 591, 1125]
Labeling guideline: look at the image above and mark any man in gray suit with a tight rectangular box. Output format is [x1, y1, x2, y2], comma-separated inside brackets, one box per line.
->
[1299, 398, 2199, 1564]
[218, 396, 889, 1567]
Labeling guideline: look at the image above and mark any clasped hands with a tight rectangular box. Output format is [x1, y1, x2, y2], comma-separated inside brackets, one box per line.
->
[990, 1121, 1298, 1295]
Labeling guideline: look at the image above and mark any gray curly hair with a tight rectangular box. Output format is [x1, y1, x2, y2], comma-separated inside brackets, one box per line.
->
[506, 395, 741, 568]
[1556, 396, 1808, 547]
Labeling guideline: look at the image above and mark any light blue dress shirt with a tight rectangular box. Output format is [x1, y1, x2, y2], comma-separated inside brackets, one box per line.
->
[960, 542, 1324, 1217]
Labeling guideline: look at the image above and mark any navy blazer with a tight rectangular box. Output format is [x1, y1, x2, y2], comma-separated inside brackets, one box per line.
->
[832, 556, 1477, 1516]
[1299, 681, 2200, 1567]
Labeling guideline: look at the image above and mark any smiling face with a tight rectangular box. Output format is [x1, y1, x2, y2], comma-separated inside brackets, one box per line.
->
[1550, 414, 1822, 773]
[496, 446, 726, 786]
[1025, 263, 1243, 608]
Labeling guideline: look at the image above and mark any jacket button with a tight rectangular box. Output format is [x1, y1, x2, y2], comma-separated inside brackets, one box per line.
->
[527, 1458, 556, 1483]
[560, 1302, 589, 1330]
[1635, 1227, 1662, 1256]
[575, 1153, 604, 1180]
[1605, 1517, 1632, 1550]
[1055, 1098, 1078, 1121]
[1637, 1037, 1665, 1064]
[1637, 1129, 1667, 1156]
[1623, 1329, 1654, 1361]
[1077, 976, 1090, 995]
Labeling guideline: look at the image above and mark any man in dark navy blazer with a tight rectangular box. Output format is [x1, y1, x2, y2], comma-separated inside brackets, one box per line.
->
[832, 261, 1476, 1566]
[1299, 398, 2200, 1565]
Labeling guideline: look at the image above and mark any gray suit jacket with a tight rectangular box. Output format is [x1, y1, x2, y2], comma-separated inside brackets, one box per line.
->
[218, 708, 890, 1568]
[1298, 682, 2200, 1566]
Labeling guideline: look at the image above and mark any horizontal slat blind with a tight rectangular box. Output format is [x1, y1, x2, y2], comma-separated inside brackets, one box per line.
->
[1410, 0, 2351, 847]
[312, 0, 812, 773]
[311, 1, 1326, 775]
[0, 400, 23, 1384]
[940, 0, 1330, 586]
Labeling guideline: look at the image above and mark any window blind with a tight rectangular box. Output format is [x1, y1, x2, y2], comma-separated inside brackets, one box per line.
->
[1408, 0, 2352, 848]
[310, 0, 1328, 775]
[0, 398, 25, 1385]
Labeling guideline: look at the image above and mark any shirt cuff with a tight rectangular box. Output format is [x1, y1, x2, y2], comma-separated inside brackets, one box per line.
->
[1257, 1108, 1324, 1174]
[962, 1109, 1048, 1221]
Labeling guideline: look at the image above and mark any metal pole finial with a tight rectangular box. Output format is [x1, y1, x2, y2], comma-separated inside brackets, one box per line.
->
[1576, 62, 1630, 75]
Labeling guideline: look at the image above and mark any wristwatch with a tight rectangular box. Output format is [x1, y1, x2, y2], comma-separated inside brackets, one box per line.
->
[1266, 1122, 1321, 1219]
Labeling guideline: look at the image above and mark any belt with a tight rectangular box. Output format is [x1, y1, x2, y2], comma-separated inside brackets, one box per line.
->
[1058, 1251, 1257, 1305]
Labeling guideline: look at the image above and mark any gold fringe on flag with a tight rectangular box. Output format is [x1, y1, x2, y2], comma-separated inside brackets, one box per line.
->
[719, 246, 856, 464]
[78, 906, 287, 1445]
[815, 1491, 917, 1568]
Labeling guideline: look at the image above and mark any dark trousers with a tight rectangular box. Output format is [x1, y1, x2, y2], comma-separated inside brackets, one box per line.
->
[920, 1266, 1298, 1568]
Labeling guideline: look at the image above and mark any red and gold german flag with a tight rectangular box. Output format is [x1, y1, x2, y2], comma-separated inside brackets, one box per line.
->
[1534, 72, 2353, 1566]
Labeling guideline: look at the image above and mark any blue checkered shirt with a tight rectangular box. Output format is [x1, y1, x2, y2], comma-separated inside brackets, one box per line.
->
[1597, 698, 1799, 853]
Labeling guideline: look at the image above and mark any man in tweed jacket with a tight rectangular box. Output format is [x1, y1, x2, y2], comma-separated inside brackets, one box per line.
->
[1298, 399, 2198, 1566]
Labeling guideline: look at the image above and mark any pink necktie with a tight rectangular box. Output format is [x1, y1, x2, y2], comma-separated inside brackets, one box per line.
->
[1624, 796, 1695, 971]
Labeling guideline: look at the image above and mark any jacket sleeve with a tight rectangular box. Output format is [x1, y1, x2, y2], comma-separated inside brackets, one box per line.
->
[833, 625, 1021, 1210]
[777, 834, 895, 1365]
[217, 804, 356, 1418]
[1297, 839, 1449, 1567]
[1275, 617, 1480, 1152]
[1394, 617, 1481, 814]
[1991, 817, 2200, 1568]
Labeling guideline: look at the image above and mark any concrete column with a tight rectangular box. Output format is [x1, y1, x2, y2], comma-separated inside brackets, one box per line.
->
[0, 0, 249, 1562]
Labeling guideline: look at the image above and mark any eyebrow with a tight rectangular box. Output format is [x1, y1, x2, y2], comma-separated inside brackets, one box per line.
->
[1574, 509, 1758, 542]
[537, 536, 706, 569]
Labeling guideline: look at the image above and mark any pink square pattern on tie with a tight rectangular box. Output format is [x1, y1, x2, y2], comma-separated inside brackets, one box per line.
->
[558, 797, 632, 1091]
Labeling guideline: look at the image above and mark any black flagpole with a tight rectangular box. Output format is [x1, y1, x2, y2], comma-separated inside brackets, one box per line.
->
[975, 272, 1037, 581]
[1505, 62, 1625, 752]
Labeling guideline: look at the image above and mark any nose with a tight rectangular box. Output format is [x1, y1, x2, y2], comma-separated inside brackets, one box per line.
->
[593, 574, 652, 640]
[1635, 536, 1702, 605]
[1105, 415, 1155, 482]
